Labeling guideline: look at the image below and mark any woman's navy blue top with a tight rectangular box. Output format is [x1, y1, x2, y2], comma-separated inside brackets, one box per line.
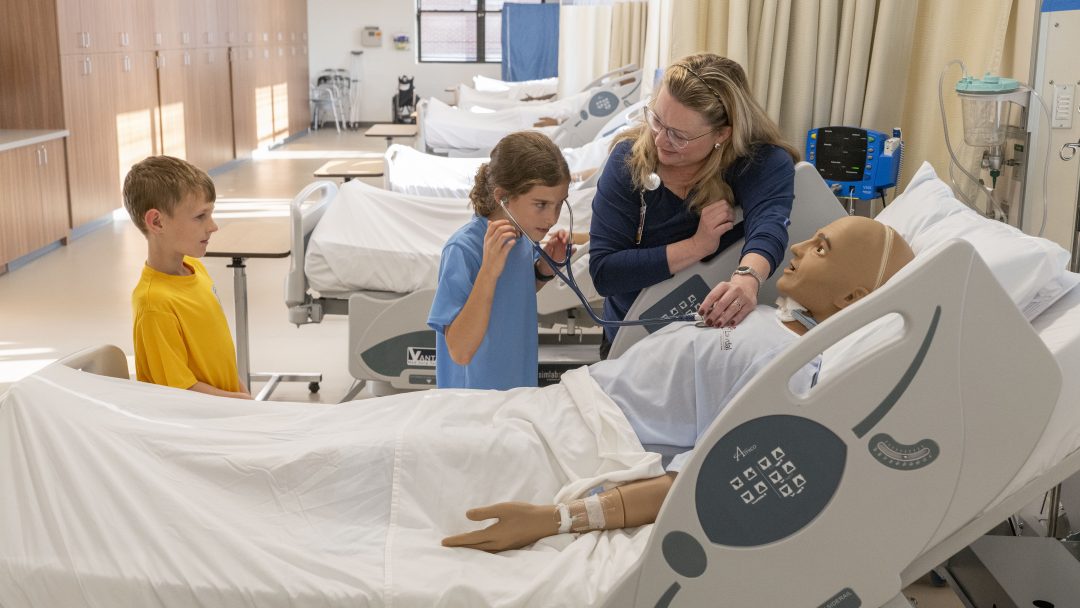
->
[589, 139, 796, 341]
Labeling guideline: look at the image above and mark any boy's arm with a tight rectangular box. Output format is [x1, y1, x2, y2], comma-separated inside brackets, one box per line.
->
[188, 381, 253, 400]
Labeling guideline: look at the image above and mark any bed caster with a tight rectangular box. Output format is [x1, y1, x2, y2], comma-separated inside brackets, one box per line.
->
[308, 382, 320, 393]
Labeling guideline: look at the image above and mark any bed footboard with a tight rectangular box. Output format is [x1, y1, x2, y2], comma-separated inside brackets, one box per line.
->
[53, 345, 129, 380]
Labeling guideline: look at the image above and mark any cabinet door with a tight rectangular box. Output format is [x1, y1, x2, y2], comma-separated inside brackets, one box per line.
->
[230, 47, 258, 157]
[36, 140, 71, 248]
[116, 52, 159, 180]
[194, 0, 219, 47]
[0, 147, 41, 265]
[88, 0, 134, 52]
[196, 48, 235, 167]
[271, 46, 289, 142]
[62, 54, 122, 228]
[157, 49, 197, 163]
[56, 0, 87, 54]
[288, 45, 310, 136]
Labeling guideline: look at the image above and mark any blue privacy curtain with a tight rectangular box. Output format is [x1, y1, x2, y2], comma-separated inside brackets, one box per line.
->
[501, 3, 559, 81]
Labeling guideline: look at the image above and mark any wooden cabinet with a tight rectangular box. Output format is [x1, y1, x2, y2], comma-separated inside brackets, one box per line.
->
[230, 46, 259, 157]
[288, 44, 311, 137]
[0, 140, 69, 266]
[56, 0, 141, 53]
[62, 53, 122, 228]
[159, 49, 235, 171]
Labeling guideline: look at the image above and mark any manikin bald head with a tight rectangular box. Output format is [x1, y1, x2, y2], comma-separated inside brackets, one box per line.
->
[776, 216, 914, 324]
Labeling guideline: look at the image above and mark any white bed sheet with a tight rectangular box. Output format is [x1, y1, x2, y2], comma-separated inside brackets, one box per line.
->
[0, 365, 663, 607]
[423, 95, 580, 152]
[305, 180, 596, 295]
[473, 74, 558, 97]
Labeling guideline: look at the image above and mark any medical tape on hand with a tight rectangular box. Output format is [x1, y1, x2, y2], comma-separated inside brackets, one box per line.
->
[584, 494, 606, 530]
[556, 503, 572, 534]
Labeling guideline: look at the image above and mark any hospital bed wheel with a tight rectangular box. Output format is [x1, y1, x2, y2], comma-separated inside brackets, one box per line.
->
[308, 382, 320, 393]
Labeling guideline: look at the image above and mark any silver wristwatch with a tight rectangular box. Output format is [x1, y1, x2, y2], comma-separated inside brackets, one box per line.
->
[732, 265, 764, 286]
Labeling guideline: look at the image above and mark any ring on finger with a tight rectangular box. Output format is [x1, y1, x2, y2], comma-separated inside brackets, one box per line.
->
[733, 299, 742, 310]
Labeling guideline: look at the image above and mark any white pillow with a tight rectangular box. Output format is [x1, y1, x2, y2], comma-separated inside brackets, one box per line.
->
[817, 161, 1079, 385]
[876, 161, 1078, 320]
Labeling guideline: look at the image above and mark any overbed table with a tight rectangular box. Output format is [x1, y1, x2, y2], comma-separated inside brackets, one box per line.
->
[206, 216, 321, 401]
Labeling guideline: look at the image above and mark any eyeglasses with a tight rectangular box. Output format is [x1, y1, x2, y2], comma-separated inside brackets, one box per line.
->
[644, 107, 714, 150]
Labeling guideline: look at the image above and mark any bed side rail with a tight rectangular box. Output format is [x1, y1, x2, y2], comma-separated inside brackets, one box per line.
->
[608, 162, 844, 359]
[286, 181, 339, 325]
[582, 63, 639, 90]
[606, 239, 1061, 607]
[53, 345, 130, 380]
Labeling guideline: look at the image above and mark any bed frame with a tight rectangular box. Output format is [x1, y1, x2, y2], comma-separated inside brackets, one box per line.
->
[56, 238, 1074, 607]
[601, 237, 1063, 607]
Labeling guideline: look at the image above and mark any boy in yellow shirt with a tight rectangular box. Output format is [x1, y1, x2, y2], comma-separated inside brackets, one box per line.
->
[123, 156, 252, 399]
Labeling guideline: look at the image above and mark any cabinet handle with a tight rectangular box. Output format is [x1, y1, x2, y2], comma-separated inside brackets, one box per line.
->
[82, 57, 92, 75]
[42, 146, 48, 165]
[123, 55, 132, 72]
[85, 32, 91, 48]
[155, 32, 163, 46]
[36, 147, 43, 166]
[182, 32, 191, 45]
[156, 54, 164, 69]
[183, 52, 191, 66]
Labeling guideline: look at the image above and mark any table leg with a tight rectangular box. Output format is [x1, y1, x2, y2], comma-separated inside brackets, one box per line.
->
[385, 136, 393, 149]
[227, 256, 250, 388]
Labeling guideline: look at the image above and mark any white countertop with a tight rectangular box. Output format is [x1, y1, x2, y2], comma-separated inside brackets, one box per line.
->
[0, 130, 69, 153]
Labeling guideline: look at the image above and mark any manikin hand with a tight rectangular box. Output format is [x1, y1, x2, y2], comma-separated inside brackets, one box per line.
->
[442, 502, 556, 552]
[480, 219, 519, 280]
[690, 200, 736, 259]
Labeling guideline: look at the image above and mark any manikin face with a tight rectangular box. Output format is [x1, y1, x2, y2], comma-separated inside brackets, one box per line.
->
[776, 216, 890, 321]
[153, 192, 219, 258]
[648, 87, 730, 169]
[498, 181, 569, 242]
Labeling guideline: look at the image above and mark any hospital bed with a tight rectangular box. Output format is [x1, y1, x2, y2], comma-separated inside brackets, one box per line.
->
[417, 69, 643, 156]
[286, 179, 603, 394]
[454, 64, 640, 111]
[385, 98, 646, 198]
[5, 232, 1080, 607]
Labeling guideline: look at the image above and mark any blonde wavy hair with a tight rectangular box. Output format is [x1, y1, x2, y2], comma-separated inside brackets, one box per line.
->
[614, 53, 800, 214]
[469, 131, 571, 217]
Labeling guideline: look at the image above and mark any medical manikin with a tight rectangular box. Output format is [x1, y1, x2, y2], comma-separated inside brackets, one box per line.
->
[443, 216, 914, 551]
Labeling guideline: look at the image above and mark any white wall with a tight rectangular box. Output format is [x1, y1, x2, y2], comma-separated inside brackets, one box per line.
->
[306, 0, 503, 123]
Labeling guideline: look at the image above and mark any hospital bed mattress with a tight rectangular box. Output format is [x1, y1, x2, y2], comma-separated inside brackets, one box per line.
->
[304, 180, 595, 295]
[386, 128, 617, 198]
[423, 96, 571, 152]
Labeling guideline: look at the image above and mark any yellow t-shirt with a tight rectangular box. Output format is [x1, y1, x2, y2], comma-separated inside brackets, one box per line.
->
[132, 257, 241, 392]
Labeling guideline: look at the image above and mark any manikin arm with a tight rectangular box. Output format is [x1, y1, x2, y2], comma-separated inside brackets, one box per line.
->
[442, 473, 675, 552]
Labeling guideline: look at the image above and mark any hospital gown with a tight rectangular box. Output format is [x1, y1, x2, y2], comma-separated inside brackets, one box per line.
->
[589, 306, 818, 472]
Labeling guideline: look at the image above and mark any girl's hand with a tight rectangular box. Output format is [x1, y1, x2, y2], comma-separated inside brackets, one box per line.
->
[540, 229, 572, 275]
[699, 275, 758, 327]
[480, 219, 519, 280]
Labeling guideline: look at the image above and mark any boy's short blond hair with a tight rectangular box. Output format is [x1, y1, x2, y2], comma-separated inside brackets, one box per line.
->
[123, 156, 216, 235]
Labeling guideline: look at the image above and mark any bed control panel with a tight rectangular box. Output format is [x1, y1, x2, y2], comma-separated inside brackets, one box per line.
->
[639, 275, 710, 334]
[694, 415, 846, 547]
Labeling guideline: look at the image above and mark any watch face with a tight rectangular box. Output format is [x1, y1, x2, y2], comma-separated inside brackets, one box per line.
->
[736, 266, 751, 273]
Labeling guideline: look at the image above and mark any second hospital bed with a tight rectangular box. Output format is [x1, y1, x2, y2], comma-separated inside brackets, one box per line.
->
[417, 69, 643, 156]
[4, 230, 1080, 606]
[287, 179, 604, 393]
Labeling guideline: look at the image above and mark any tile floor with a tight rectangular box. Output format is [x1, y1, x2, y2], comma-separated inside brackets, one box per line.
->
[0, 128, 964, 607]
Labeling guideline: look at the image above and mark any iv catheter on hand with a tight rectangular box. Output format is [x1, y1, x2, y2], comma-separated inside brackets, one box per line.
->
[499, 198, 702, 328]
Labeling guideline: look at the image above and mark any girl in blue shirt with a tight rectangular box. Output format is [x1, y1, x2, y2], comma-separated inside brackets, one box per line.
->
[589, 54, 800, 356]
[427, 131, 572, 389]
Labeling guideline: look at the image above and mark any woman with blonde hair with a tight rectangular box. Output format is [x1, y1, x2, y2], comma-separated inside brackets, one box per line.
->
[589, 54, 799, 356]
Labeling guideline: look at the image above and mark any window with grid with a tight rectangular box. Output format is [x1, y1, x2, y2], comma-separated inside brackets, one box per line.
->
[417, 0, 547, 63]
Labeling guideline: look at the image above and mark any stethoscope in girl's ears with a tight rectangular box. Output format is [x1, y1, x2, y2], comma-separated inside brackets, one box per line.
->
[499, 193, 701, 328]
